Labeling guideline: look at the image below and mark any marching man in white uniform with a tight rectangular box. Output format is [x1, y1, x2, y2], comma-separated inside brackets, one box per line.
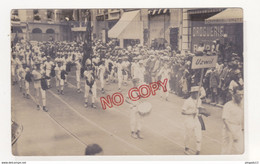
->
[11, 54, 18, 85]
[24, 67, 32, 99]
[126, 78, 143, 139]
[98, 60, 106, 94]
[157, 57, 171, 101]
[182, 86, 203, 155]
[75, 59, 82, 93]
[55, 61, 67, 95]
[126, 77, 152, 140]
[31, 62, 48, 112]
[117, 58, 123, 92]
[122, 57, 130, 86]
[17, 63, 26, 93]
[84, 63, 97, 108]
[43, 56, 54, 88]
[221, 86, 244, 154]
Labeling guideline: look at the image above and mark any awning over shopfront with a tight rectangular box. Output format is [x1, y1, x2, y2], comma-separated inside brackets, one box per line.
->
[148, 9, 169, 15]
[187, 8, 225, 15]
[205, 8, 243, 24]
[108, 10, 140, 38]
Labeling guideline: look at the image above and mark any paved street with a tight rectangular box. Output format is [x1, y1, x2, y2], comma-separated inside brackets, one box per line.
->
[12, 67, 224, 156]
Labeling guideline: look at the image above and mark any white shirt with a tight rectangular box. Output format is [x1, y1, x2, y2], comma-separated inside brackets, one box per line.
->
[182, 97, 202, 119]
[75, 61, 81, 71]
[99, 65, 106, 77]
[44, 61, 54, 70]
[222, 101, 243, 126]
[17, 67, 26, 79]
[117, 63, 123, 76]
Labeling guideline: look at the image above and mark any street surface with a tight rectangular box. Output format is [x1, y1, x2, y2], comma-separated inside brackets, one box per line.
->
[11, 67, 224, 156]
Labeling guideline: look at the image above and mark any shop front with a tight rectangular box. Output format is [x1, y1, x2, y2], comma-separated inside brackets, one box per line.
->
[108, 10, 143, 48]
[188, 8, 243, 58]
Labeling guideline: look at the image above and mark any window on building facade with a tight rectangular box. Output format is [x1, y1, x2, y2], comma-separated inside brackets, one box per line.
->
[47, 10, 54, 20]
[46, 29, 55, 34]
[32, 28, 42, 33]
[11, 10, 20, 21]
[33, 9, 41, 21]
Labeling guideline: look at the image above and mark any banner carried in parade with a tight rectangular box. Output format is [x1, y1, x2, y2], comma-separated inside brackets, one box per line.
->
[191, 56, 218, 69]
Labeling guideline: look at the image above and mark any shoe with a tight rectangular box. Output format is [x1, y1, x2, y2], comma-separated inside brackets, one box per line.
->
[26, 94, 30, 99]
[57, 89, 60, 94]
[92, 103, 97, 108]
[136, 130, 143, 139]
[195, 151, 200, 155]
[131, 132, 138, 139]
[43, 106, 48, 112]
[118, 88, 121, 92]
[77, 89, 81, 93]
[101, 88, 105, 94]
[23, 93, 26, 97]
[37, 105, 40, 110]
[84, 103, 88, 108]
[184, 147, 190, 155]
[60, 90, 64, 95]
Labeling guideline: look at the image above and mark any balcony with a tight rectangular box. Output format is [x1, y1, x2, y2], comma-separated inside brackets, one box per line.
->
[107, 10, 121, 20]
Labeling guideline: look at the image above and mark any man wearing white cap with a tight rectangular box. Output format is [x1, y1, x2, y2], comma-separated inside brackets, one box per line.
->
[157, 57, 171, 101]
[116, 58, 123, 92]
[151, 55, 160, 82]
[43, 56, 54, 88]
[131, 57, 139, 79]
[98, 60, 106, 94]
[75, 58, 82, 93]
[17, 63, 26, 92]
[84, 64, 97, 108]
[122, 57, 130, 86]
[125, 78, 143, 139]
[182, 86, 203, 155]
[55, 61, 64, 94]
[221, 86, 244, 154]
[11, 54, 18, 85]
[32, 62, 48, 112]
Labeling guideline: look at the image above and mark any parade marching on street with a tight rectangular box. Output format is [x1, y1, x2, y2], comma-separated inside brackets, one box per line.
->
[10, 8, 244, 156]
[11, 38, 244, 155]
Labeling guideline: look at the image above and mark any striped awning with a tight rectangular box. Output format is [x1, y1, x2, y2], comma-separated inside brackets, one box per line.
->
[205, 8, 243, 24]
[148, 9, 169, 15]
[187, 8, 225, 15]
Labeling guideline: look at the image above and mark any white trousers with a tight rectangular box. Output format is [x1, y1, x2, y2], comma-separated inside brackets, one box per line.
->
[118, 74, 122, 89]
[159, 79, 170, 99]
[56, 76, 64, 90]
[76, 70, 81, 89]
[221, 125, 243, 154]
[84, 83, 97, 103]
[34, 83, 46, 106]
[46, 69, 51, 86]
[130, 108, 142, 132]
[100, 74, 104, 89]
[184, 117, 202, 151]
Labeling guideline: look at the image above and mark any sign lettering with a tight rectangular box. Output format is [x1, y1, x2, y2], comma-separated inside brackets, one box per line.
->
[191, 56, 218, 69]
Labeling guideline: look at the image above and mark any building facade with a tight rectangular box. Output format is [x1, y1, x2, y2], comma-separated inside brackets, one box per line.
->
[11, 8, 243, 56]
[11, 9, 71, 42]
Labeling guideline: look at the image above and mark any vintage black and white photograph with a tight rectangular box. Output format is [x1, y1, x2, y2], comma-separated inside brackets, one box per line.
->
[11, 8, 244, 156]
